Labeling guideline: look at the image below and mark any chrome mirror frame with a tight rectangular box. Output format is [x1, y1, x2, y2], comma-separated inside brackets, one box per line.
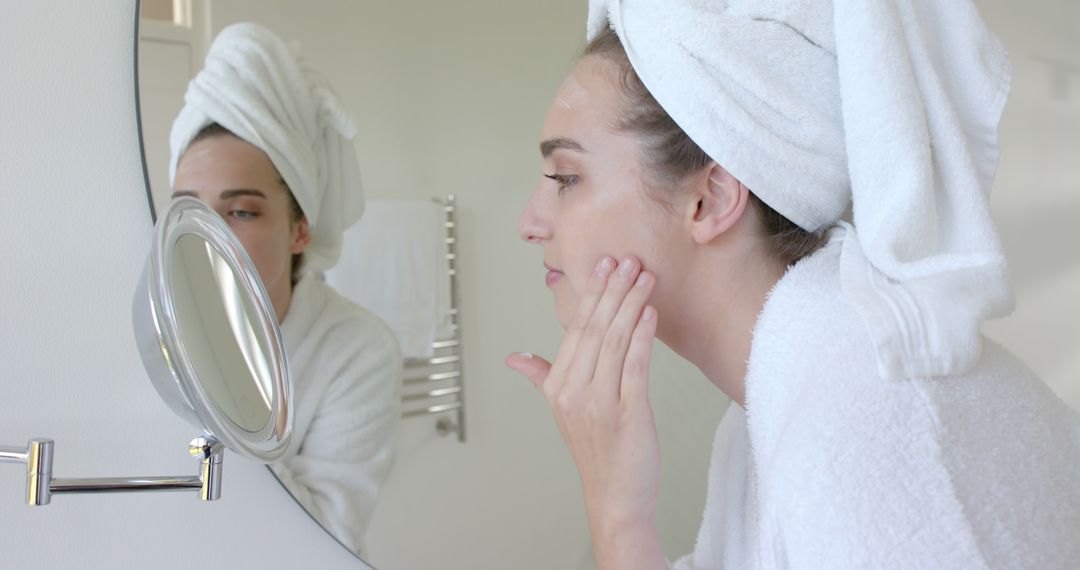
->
[133, 196, 293, 463]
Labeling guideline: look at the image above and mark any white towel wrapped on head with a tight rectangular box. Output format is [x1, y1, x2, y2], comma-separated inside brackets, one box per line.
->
[169, 22, 364, 273]
[587, 0, 1013, 381]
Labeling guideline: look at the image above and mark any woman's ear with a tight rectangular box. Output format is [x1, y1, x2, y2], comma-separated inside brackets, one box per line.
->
[290, 216, 313, 254]
[687, 163, 750, 245]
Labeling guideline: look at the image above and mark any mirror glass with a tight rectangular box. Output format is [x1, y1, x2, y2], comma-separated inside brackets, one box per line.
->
[132, 1, 773, 568]
[135, 1, 1080, 568]
[170, 233, 274, 432]
[134, 196, 292, 464]
[137, 3, 410, 562]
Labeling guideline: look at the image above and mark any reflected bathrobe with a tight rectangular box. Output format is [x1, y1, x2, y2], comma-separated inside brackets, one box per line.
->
[270, 274, 402, 556]
[673, 229, 1080, 569]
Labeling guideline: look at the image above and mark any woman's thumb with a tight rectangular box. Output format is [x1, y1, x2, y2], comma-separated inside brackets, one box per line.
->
[505, 352, 552, 390]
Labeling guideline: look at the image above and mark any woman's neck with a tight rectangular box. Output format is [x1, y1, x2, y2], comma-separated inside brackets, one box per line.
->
[270, 281, 294, 324]
[658, 253, 785, 408]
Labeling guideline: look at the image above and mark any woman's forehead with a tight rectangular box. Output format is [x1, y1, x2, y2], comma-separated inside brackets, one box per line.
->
[183, 135, 273, 167]
[176, 136, 285, 190]
[543, 59, 623, 145]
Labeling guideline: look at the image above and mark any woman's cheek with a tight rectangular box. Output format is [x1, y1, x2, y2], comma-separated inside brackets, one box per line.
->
[558, 269, 588, 322]
[554, 289, 577, 329]
[231, 230, 274, 281]
[229, 227, 257, 257]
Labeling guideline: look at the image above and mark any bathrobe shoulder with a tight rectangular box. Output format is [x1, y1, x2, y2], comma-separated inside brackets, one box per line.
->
[674, 233, 1080, 570]
[272, 274, 402, 556]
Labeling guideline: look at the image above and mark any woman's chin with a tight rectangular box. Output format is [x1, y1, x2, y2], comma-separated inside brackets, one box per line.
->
[553, 292, 576, 329]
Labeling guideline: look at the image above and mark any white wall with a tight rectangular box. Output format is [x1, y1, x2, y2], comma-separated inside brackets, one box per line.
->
[0, 2, 368, 568]
[977, 0, 1080, 408]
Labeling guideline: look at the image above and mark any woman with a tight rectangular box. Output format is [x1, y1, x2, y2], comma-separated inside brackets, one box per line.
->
[169, 23, 401, 557]
[508, 1, 1080, 568]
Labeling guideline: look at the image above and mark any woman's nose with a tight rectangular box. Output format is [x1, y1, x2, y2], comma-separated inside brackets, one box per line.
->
[517, 190, 552, 244]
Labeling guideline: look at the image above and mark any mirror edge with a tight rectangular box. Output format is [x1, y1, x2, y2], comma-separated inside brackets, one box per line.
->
[133, 0, 158, 225]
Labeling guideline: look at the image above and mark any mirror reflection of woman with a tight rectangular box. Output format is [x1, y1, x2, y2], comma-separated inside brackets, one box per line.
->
[508, 2, 1080, 568]
[168, 23, 400, 557]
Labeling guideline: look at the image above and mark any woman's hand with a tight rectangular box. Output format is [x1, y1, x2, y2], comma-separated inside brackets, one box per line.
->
[507, 256, 666, 570]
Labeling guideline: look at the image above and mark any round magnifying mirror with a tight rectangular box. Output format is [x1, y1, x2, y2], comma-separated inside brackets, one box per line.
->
[133, 196, 292, 462]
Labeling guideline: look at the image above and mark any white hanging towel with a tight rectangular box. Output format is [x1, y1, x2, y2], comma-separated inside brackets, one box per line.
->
[324, 199, 453, 358]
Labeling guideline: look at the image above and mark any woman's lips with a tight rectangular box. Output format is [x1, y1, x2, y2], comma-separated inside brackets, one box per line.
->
[545, 270, 564, 287]
[544, 262, 564, 287]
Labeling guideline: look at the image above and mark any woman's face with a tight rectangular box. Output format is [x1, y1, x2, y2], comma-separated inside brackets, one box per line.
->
[172, 134, 310, 306]
[518, 57, 687, 327]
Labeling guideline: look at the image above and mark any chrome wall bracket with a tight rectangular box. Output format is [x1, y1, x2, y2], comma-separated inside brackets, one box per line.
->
[0, 436, 223, 506]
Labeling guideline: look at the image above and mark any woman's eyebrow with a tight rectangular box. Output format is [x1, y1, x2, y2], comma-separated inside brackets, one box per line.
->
[170, 189, 268, 199]
[540, 137, 586, 158]
[220, 189, 268, 200]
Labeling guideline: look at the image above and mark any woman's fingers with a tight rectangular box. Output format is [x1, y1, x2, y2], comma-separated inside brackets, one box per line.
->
[592, 270, 655, 400]
[565, 257, 642, 391]
[505, 352, 553, 391]
[545, 256, 615, 396]
[619, 305, 658, 404]
[566, 257, 616, 336]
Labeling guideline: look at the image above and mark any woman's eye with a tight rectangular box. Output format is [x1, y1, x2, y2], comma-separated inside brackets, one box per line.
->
[228, 210, 259, 219]
[543, 173, 579, 195]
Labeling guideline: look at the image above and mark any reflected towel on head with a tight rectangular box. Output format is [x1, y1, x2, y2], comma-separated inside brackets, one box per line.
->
[169, 22, 364, 272]
[587, 0, 1014, 380]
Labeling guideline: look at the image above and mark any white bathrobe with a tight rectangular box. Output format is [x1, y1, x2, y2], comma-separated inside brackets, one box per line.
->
[269, 274, 402, 556]
[674, 229, 1080, 569]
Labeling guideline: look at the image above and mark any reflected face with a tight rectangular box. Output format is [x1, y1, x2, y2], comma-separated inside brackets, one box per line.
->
[173, 134, 310, 318]
[518, 57, 683, 327]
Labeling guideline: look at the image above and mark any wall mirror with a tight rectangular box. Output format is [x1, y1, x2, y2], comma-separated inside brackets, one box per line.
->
[131, 0, 733, 568]
[131, 0, 1080, 569]
[135, 0, 466, 564]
